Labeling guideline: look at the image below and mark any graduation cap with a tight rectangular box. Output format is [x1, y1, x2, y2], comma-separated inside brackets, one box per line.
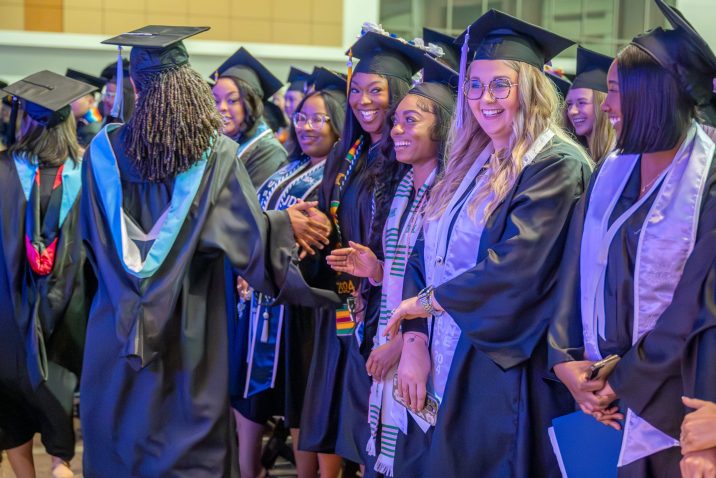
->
[102, 25, 209, 120]
[409, 54, 458, 113]
[453, 9, 574, 127]
[66, 69, 107, 91]
[3, 70, 98, 129]
[100, 58, 130, 82]
[631, 0, 716, 114]
[455, 10, 575, 69]
[287, 66, 311, 93]
[213, 47, 284, 102]
[311, 67, 347, 93]
[423, 28, 460, 70]
[571, 47, 612, 93]
[348, 31, 425, 84]
[544, 65, 573, 99]
[263, 101, 288, 132]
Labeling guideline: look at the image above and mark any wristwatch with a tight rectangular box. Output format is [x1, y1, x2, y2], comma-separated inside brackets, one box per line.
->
[418, 285, 436, 316]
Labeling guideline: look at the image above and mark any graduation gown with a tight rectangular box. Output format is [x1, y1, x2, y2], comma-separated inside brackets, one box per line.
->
[234, 120, 287, 189]
[549, 148, 716, 476]
[0, 152, 91, 460]
[79, 125, 336, 477]
[299, 140, 381, 465]
[406, 138, 590, 478]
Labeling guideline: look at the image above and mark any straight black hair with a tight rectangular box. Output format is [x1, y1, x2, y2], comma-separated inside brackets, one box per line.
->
[616, 44, 694, 154]
[287, 89, 347, 160]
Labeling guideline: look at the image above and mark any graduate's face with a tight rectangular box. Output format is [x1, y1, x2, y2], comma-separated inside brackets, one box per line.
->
[467, 60, 519, 149]
[295, 94, 338, 159]
[284, 90, 305, 119]
[213, 78, 245, 138]
[602, 61, 622, 138]
[391, 94, 439, 166]
[565, 88, 596, 138]
[349, 73, 390, 137]
[71, 94, 94, 118]
[102, 82, 116, 116]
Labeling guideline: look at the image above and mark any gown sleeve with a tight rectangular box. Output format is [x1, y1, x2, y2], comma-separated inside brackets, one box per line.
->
[201, 153, 338, 308]
[432, 152, 590, 370]
[547, 196, 588, 369]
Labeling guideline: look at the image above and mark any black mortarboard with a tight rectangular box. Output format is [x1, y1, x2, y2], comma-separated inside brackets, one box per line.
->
[409, 54, 458, 114]
[311, 67, 347, 93]
[102, 25, 208, 77]
[263, 101, 288, 132]
[348, 31, 425, 83]
[544, 67, 572, 99]
[456, 10, 575, 69]
[287, 66, 311, 92]
[66, 69, 107, 91]
[571, 47, 612, 93]
[214, 47, 284, 102]
[423, 28, 460, 70]
[631, 0, 716, 114]
[3, 70, 97, 127]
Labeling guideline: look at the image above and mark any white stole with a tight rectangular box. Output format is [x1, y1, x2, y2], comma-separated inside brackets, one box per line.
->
[579, 121, 714, 466]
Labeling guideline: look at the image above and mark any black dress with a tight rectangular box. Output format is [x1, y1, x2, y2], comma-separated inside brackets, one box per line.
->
[79, 126, 336, 477]
[0, 153, 92, 461]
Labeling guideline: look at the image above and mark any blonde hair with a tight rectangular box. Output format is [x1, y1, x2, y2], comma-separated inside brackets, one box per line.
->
[427, 60, 589, 221]
[561, 89, 615, 164]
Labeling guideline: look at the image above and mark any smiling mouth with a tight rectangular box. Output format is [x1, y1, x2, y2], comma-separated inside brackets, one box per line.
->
[609, 116, 620, 127]
[358, 110, 378, 121]
[481, 108, 504, 118]
[394, 140, 411, 149]
[299, 134, 319, 142]
[572, 117, 586, 124]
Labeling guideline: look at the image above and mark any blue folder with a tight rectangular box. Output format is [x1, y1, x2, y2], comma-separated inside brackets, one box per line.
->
[549, 411, 623, 478]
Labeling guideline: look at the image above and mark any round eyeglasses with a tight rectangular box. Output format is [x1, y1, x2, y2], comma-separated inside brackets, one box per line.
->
[293, 112, 331, 129]
[465, 78, 519, 100]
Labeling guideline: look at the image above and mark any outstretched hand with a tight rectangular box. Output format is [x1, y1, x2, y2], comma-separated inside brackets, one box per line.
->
[326, 241, 382, 282]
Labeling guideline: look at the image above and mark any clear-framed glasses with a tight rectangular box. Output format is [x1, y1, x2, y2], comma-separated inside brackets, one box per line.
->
[293, 112, 330, 129]
[465, 78, 519, 100]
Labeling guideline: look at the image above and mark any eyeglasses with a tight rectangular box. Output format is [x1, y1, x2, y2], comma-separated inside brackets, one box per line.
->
[465, 78, 519, 100]
[293, 112, 330, 129]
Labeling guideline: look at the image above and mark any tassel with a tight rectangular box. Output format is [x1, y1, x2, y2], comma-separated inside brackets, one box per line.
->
[456, 26, 471, 129]
[261, 309, 270, 343]
[110, 46, 124, 122]
[346, 48, 353, 97]
[374, 454, 394, 477]
[366, 435, 376, 457]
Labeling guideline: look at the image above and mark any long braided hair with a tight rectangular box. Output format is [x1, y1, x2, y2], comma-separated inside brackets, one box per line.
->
[125, 64, 223, 181]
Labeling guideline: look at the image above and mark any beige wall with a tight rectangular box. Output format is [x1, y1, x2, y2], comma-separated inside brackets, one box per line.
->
[0, 0, 343, 46]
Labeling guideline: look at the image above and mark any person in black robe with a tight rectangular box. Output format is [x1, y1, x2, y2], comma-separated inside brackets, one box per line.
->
[80, 26, 338, 477]
[98, 59, 136, 124]
[212, 47, 287, 188]
[0, 71, 97, 478]
[549, 1, 716, 476]
[298, 29, 425, 476]
[228, 71, 346, 478]
[384, 10, 589, 477]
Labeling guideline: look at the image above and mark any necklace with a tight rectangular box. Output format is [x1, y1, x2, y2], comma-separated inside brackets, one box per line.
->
[639, 173, 662, 196]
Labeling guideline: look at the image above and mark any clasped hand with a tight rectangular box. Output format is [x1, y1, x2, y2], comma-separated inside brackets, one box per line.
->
[553, 360, 623, 430]
[286, 200, 331, 259]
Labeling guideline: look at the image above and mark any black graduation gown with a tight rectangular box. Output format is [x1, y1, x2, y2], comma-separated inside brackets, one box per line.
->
[403, 139, 589, 478]
[79, 127, 336, 477]
[76, 118, 102, 147]
[234, 124, 288, 189]
[0, 153, 91, 460]
[549, 154, 716, 477]
[299, 141, 380, 466]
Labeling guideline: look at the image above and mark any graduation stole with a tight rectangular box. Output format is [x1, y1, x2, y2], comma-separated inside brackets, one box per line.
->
[14, 154, 82, 276]
[89, 124, 211, 278]
[242, 157, 326, 398]
[580, 121, 714, 467]
[366, 168, 436, 477]
[329, 137, 365, 336]
[236, 120, 273, 164]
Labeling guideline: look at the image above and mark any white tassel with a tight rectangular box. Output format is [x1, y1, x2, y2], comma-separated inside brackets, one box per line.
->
[366, 435, 377, 457]
[110, 46, 124, 121]
[456, 26, 471, 129]
[374, 454, 394, 477]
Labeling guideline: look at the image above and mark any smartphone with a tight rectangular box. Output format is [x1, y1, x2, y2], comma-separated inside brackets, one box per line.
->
[587, 354, 621, 381]
[392, 374, 440, 426]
